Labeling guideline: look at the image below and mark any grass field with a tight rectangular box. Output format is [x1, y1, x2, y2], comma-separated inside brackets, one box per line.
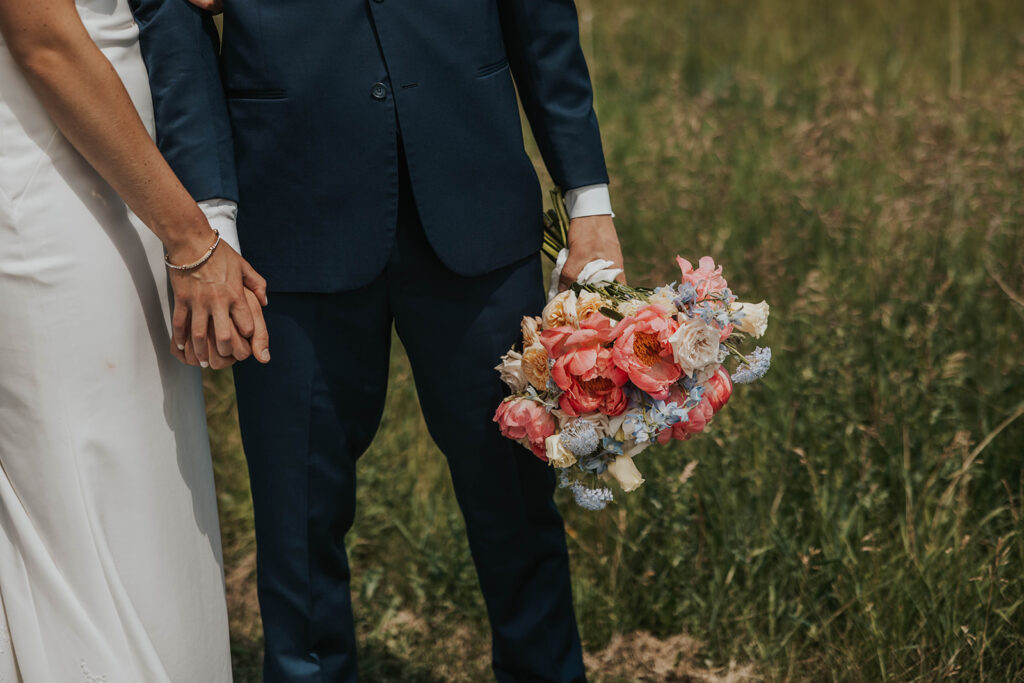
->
[206, 1, 1024, 680]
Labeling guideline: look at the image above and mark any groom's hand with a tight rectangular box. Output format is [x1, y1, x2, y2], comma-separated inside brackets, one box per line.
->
[559, 215, 626, 292]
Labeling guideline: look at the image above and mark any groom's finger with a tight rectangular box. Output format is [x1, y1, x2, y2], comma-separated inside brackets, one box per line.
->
[207, 339, 237, 370]
[211, 304, 237, 358]
[230, 297, 256, 339]
[245, 289, 271, 363]
[228, 326, 252, 362]
[183, 338, 200, 367]
[241, 261, 268, 307]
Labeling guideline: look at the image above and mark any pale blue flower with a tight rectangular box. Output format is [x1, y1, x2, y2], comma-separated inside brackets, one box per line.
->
[674, 282, 697, 309]
[732, 346, 772, 384]
[649, 399, 689, 427]
[570, 481, 614, 511]
[558, 469, 572, 489]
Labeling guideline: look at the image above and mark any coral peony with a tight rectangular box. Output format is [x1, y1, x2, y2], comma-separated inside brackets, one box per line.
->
[542, 314, 628, 417]
[612, 304, 681, 400]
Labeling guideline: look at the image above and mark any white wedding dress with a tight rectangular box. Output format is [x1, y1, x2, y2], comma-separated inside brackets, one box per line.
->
[0, 1, 232, 681]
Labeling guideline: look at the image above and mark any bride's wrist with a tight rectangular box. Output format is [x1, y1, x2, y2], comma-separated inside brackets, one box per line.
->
[163, 214, 218, 265]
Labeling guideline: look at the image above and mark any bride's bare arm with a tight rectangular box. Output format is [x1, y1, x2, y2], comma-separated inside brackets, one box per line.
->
[0, 0, 270, 367]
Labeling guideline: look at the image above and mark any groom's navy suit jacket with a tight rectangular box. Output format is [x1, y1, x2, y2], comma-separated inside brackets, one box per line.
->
[131, 0, 609, 292]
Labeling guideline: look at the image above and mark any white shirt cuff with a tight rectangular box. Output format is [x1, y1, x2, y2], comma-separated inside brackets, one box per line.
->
[564, 184, 614, 219]
[197, 198, 241, 253]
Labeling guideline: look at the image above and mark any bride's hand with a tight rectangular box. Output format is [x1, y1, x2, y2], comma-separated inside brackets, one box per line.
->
[167, 234, 269, 368]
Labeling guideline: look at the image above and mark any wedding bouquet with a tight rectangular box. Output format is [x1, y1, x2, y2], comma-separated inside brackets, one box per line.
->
[493, 191, 772, 510]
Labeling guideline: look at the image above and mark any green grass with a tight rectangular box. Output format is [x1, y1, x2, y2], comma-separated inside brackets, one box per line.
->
[208, 1, 1024, 679]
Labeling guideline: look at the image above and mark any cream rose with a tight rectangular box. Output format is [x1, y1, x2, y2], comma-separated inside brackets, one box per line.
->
[669, 316, 721, 375]
[522, 343, 550, 391]
[542, 290, 578, 329]
[605, 455, 645, 492]
[494, 349, 527, 392]
[647, 287, 677, 312]
[730, 300, 770, 338]
[544, 434, 577, 468]
[576, 290, 606, 321]
[616, 299, 645, 317]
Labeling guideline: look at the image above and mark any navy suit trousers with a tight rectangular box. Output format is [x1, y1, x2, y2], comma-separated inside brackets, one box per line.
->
[233, 153, 586, 682]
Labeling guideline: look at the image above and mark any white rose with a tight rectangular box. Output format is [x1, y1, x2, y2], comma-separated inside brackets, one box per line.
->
[605, 455, 645, 492]
[494, 349, 527, 392]
[544, 434, 577, 468]
[669, 316, 721, 375]
[730, 301, 770, 338]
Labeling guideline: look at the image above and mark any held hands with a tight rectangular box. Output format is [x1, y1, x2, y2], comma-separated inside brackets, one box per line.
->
[558, 214, 627, 292]
[166, 234, 270, 370]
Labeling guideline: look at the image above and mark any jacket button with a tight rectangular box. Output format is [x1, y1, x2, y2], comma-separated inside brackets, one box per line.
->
[371, 82, 387, 100]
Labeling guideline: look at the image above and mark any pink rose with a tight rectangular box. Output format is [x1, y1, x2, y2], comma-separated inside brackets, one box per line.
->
[677, 256, 729, 302]
[494, 398, 556, 460]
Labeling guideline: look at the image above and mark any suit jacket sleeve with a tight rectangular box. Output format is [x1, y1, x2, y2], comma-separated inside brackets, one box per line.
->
[498, 0, 609, 191]
[130, 0, 238, 202]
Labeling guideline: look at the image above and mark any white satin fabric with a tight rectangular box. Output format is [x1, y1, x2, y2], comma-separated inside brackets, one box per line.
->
[0, 1, 232, 681]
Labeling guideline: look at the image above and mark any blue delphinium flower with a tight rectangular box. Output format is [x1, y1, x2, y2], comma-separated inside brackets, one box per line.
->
[558, 469, 572, 489]
[732, 346, 772, 384]
[578, 452, 608, 475]
[674, 282, 697, 309]
[560, 419, 600, 457]
[649, 399, 689, 427]
[622, 410, 651, 443]
[600, 437, 624, 457]
[570, 481, 614, 511]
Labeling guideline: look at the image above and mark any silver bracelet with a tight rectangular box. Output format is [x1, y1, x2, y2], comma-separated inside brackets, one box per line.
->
[164, 229, 221, 271]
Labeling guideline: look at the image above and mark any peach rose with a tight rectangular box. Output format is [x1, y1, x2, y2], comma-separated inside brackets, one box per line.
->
[521, 316, 542, 347]
[522, 343, 550, 391]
